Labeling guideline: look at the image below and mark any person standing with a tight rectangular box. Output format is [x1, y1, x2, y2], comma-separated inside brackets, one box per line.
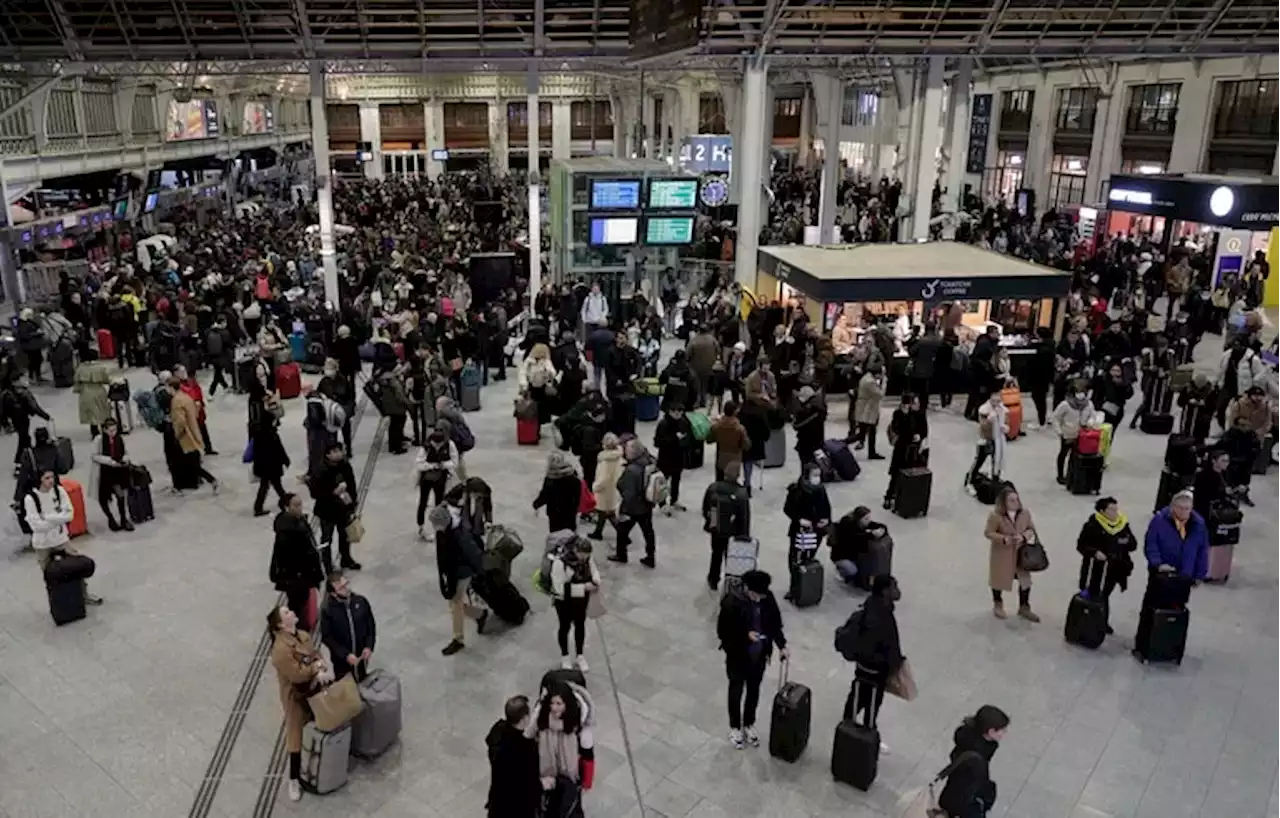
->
[377, 367, 411, 455]
[532, 450, 582, 534]
[72, 348, 112, 439]
[485, 696, 542, 818]
[430, 488, 489, 656]
[1132, 490, 1209, 662]
[310, 442, 361, 571]
[709, 401, 751, 482]
[267, 604, 328, 803]
[701, 459, 751, 591]
[414, 423, 457, 539]
[907, 325, 940, 407]
[1075, 497, 1136, 634]
[983, 486, 1040, 622]
[936, 706, 1010, 818]
[850, 363, 885, 459]
[883, 393, 928, 512]
[269, 493, 325, 625]
[168, 375, 218, 492]
[91, 418, 133, 531]
[837, 574, 903, 731]
[175, 365, 217, 456]
[791, 386, 827, 477]
[26, 468, 103, 604]
[580, 281, 609, 337]
[1050, 381, 1097, 486]
[964, 390, 1008, 495]
[653, 404, 692, 514]
[716, 570, 788, 749]
[550, 537, 601, 672]
[609, 439, 658, 567]
[320, 570, 377, 682]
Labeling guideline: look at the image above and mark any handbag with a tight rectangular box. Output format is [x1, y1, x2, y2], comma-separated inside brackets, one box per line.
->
[885, 657, 918, 701]
[1018, 538, 1050, 572]
[307, 674, 364, 731]
[345, 516, 366, 544]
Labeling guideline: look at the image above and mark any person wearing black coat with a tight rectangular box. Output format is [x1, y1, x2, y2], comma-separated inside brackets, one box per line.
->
[658, 350, 694, 412]
[1025, 328, 1055, 427]
[653, 407, 692, 511]
[269, 493, 325, 623]
[331, 325, 362, 381]
[838, 575, 903, 728]
[906, 327, 941, 406]
[829, 505, 887, 586]
[1176, 375, 1216, 443]
[250, 397, 291, 517]
[430, 486, 489, 656]
[936, 706, 1009, 818]
[532, 451, 582, 534]
[701, 460, 751, 591]
[320, 571, 377, 682]
[1192, 449, 1232, 520]
[3, 376, 51, 475]
[1075, 497, 1137, 631]
[883, 394, 928, 511]
[485, 696, 542, 818]
[1091, 362, 1134, 432]
[716, 570, 789, 747]
[318, 363, 357, 456]
[791, 386, 826, 474]
[309, 442, 361, 571]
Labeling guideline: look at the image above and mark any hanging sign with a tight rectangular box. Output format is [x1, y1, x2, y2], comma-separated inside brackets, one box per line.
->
[966, 94, 992, 175]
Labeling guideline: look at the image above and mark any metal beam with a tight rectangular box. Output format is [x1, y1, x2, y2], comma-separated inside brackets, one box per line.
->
[970, 0, 1013, 55]
[1185, 0, 1236, 52]
[0, 69, 77, 123]
[293, 0, 316, 58]
[43, 0, 83, 61]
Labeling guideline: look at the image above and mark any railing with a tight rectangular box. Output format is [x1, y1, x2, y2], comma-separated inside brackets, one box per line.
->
[18, 260, 89, 305]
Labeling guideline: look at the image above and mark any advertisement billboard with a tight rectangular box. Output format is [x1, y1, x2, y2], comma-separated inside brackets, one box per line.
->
[166, 99, 220, 141]
[241, 101, 274, 135]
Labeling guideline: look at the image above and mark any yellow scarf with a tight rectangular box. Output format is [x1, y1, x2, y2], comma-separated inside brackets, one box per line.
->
[1094, 511, 1128, 535]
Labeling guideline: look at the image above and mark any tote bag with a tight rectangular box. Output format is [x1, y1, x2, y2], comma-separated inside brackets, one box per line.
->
[308, 674, 363, 731]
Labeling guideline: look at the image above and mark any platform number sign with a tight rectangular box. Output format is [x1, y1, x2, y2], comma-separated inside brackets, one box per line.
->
[966, 94, 992, 175]
[680, 135, 733, 175]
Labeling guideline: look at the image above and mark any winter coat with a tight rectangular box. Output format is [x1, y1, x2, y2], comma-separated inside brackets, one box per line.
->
[1144, 508, 1209, 579]
[169, 390, 203, 454]
[686, 332, 720, 375]
[533, 473, 581, 533]
[24, 485, 74, 552]
[937, 719, 999, 815]
[983, 507, 1037, 591]
[886, 408, 928, 472]
[270, 629, 321, 754]
[716, 588, 787, 674]
[1226, 396, 1273, 440]
[269, 511, 324, 592]
[320, 592, 377, 681]
[250, 401, 291, 480]
[617, 452, 655, 518]
[653, 414, 692, 475]
[708, 414, 751, 472]
[485, 721, 542, 818]
[433, 511, 484, 598]
[792, 400, 826, 458]
[784, 481, 832, 538]
[311, 459, 357, 523]
[1076, 513, 1137, 591]
[846, 595, 903, 676]
[1050, 397, 1098, 441]
[592, 448, 623, 514]
[701, 479, 751, 538]
[379, 372, 409, 416]
[853, 372, 884, 426]
[72, 361, 113, 426]
[205, 326, 233, 368]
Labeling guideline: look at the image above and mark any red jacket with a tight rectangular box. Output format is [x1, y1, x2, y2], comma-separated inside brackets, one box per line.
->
[180, 379, 206, 423]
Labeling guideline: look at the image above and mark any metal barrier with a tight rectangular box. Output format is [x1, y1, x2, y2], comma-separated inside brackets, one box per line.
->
[17, 260, 89, 305]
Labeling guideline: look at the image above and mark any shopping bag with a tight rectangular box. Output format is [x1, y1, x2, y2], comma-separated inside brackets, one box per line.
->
[578, 480, 597, 516]
[885, 658, 918, 701]
[242, 439, 255, 464]
[345, 516, 365, 544]
[586, 592, 606, 620]
[308, 675, 364, 731]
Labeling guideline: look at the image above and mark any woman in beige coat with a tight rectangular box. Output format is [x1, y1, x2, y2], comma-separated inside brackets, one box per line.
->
[72, 350, 113, 435]
[269, 604, 326, 803]
[588, 433, 623, 541]
[983, 486, 1040, 622]
[850, 362, 886, 459]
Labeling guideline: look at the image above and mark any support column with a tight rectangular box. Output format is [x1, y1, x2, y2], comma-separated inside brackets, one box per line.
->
[945, 60, 973, 214]
[641, 93, 655, 158]
[0, 167, 21, 307]
[309, 64, 339, 305]
[673, 80, 699, 163]
[489, 99, 509, 173]
[797, 88, 813, 168]
[527, 73, 542, 316]
[1168, 73, 1213, 173]
[910, 57, 945, 242]
[358, 102, 382, 179]
[816, 75, 843, 244]
[611, 93, 627, 156]
[424, 100, 444, 179]
[551, 100, 571, 160]
[734, 64, 769, 288]
[1083, 93, 1112, 204]
[1025, 79, 1055, 213]
[722, 81, 743, 202]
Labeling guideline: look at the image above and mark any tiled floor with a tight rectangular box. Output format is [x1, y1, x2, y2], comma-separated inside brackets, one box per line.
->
[0, 333, 1274, 818]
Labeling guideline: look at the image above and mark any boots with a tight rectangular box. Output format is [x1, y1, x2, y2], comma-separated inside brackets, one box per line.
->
[1017, 588, 1040, 622]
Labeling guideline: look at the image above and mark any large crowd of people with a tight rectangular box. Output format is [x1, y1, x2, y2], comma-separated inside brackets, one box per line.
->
[3, 163, 1275, 817]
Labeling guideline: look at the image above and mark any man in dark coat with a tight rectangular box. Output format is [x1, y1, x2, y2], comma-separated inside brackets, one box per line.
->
[653, 405, 692, 512]
[485, 695, 542, 818]
[320, 571, 377, 682]
[716, 569, 789, 748]
[310, 442, 361, 571]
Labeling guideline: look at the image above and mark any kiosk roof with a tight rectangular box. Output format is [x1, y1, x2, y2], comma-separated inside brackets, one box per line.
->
[759, 242, 1067, 281]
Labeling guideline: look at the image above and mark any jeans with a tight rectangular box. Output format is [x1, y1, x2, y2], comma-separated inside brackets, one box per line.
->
[726, 658, 767, 730]
[616, 512, 656, 560]
[554, 597, 589, 656]
[834, 559, 858, 582]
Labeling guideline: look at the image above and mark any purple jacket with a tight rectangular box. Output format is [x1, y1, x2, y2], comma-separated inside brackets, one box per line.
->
[1143, 508, 1210, 580]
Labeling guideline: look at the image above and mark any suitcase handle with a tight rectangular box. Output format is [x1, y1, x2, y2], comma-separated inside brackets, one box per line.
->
[778, 657, 790, 686]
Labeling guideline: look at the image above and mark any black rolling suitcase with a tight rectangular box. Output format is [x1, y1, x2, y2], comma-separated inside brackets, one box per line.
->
[1140, 411, 1175, 435]
[831, 714, 879, 791]
[1146, 608, 1189, 665]
[472, 570, 530, 626]
[43, 552, 95, 626]
[1164, 434, 1198, 476]
[768, 662, 810, 763]
[971, 472, 1012, 505]
[789, 560, 824, 608]
[1153, 468, 1191, 512]
[1064, 592, 1107, 649]
[1069, 452, 1104, 495]
[823, 439, 861, 481]
[893, 467, 932, 518]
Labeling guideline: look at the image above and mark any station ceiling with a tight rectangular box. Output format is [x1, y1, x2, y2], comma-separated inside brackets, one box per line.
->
[1, 0, 1275, 75]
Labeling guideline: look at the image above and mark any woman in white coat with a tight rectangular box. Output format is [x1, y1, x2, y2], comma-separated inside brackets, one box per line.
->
[519, 343, 559, 427]
[588, 433, 623, 541]
[24, 469, 102, 604]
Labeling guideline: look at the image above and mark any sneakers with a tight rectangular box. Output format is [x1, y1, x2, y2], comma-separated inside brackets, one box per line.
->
[993, 601, 1007, 619]
[442, 639, 465, 656]
[575, 654, 589, 673]
[743, 726, 760, 747]
[1017, 606, 1041, 623]
[639, 556, 656, 568]
[965, 483, 977, 497]
[561, 654, 575, 670]
[288, 779, 302, 802]
[729, 729, 745, 749]
[85, 593, 104, 606]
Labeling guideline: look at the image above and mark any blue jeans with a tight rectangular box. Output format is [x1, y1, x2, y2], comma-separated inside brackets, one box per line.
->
[834, 559, 858, 582]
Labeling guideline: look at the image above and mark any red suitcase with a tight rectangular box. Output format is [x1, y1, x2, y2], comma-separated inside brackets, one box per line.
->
[96, 329, 116, 360]
[517, 418, 539, 445]
[1077, 428, 1102, 455]
[1206, 544, 1233, 583]
[62, 478, 89, 539]
[276, 362, 302, 399]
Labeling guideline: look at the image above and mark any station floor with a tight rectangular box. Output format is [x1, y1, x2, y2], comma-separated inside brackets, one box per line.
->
[0, 335, 1274, 818]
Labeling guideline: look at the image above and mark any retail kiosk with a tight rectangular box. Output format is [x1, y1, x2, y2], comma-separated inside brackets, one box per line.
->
[754, 242, 1074, 391]
[1102, 172, 1278, 285]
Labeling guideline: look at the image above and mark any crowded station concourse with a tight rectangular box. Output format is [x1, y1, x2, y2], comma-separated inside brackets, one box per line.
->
[1, 7, 1278, 818]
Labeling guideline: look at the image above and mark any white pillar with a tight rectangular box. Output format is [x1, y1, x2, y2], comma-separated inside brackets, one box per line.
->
[723, 82, 743, 202]
[910, 57, 945, 242]
[309, 64, 339, 304]
[797, 89, 813, 168]
[673, 81, 699, 163]
[1025, 79, 1055, 213]
[489, 100, 509, 173]
[641, 93, 655, 158]
[1168, 74, 1213, 173]
[528, 75, 542, 316]
[358, 102, 382, 180]
[817, 75, 843, 243]
[551, 100, 571, 160]
[424, 100, 444, 179]
[945, 61, 972, 214]
[1083, 93, 1112, 204]
[611, 93, 627, 156]
[734, 64, 769, 288]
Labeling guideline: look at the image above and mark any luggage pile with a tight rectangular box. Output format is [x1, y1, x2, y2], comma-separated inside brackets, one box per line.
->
[301, 669, 404, 794]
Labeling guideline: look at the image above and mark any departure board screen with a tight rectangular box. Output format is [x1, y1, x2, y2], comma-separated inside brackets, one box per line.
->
[647, 178, 699, 209]
[589, 179, 642, 209]
[644, 215, 695, 245]
[589, 216, 639, 246]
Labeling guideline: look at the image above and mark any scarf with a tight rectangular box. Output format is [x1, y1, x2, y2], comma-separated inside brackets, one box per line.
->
[1094, 511, 1128, 535]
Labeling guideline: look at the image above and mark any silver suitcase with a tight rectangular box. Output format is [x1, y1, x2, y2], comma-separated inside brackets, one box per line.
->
[351, 670, 402, 759]
[300, 721, 352, 794]
[460, 383, 481, 412]
[764, 428, 787, 469]
[721, 536, 760, 598]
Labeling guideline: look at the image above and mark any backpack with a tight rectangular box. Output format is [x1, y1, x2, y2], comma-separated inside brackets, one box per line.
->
[834, 607, 871, 663]
[451, 418, 476, 453]
[707, 483, 739, 534]
[643, 463, 669, 506]
[133, 388, 166, 431]
[536, 530, 578, 594]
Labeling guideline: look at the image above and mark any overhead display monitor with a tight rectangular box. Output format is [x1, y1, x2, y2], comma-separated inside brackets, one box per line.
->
[647, 178, 698, 209]
[111, 198, 129, 220]
[588, 216, 639, 246]
[165, 99, 219, 141]
[644, 215, 695, 245]
[589, 179, 642, 209]
[143, 192, 160, 214]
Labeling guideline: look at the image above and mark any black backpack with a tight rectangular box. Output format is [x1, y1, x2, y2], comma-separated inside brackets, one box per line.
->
[707, 483, 740, 535]
[834, 607, 871, 663]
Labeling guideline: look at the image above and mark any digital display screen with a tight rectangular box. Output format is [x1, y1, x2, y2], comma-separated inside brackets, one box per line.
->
[590, 179, 641, 209]
[112, 199, 129, 220]
[588, 216, 639, 246]
[165, 99, 219, 141]
[648, 179, 698, 209]
[143, 192, 159, 214]
[431, 149, 450, 161]
[644, 216, 695, 245]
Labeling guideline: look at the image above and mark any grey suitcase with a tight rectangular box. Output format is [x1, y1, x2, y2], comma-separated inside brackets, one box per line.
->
[351, 670, 402, 759]
[721, 536, 760, 599]
[763, 428, 787, 469]
[460, 383, 481, 412]
[300, 721, 352, 794]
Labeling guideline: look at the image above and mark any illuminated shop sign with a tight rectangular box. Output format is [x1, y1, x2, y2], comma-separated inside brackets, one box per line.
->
[1109, 188, 1153, 206]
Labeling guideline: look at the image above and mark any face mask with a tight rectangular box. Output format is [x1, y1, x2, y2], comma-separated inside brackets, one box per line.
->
[1074, 393, 1087, 401]
[808, 476, 821, 486]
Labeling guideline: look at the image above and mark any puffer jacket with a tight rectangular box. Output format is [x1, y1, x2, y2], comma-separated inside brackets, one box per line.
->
[617, 452, 656, 518]
[592, 448, 623, 514]
[1050, 397, 1098, 440]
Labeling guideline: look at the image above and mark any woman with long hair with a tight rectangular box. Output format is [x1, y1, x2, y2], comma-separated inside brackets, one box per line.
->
[267, 603, 328, 803]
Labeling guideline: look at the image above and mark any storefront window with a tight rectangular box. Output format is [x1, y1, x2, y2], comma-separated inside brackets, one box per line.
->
[1048, 154, 1088, 208]
[982, 150, 1024, 204]
[991, 299, 1054, 335]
